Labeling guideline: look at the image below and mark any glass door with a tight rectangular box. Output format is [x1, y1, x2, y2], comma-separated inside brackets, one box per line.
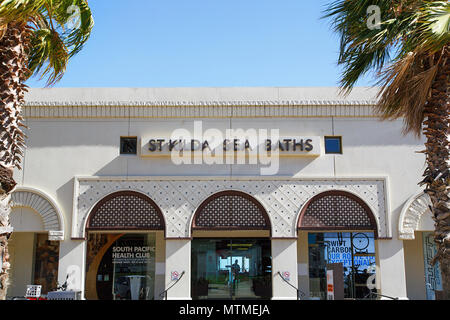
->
[85, 233, 156, 300]
[191, 238, 271, 300]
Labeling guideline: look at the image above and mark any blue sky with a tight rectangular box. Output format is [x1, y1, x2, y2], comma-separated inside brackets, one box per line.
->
[26, 0, 375, 88]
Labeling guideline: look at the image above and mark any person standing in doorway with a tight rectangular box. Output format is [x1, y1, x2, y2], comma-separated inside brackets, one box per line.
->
[231, 259, 240, 294]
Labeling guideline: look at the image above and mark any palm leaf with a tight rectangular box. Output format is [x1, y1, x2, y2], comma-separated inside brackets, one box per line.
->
[23, 0, 94, 86]
[27, 27, 69, 86]
[0, 0, 46, 23]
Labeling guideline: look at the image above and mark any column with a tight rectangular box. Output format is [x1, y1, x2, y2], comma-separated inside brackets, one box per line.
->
[164, 239, 191, 300]
[297, 232, 310, 299]
[376, 239, 408, 299]
[154, 231, 166, 300]
[57, 239, 86, 298]
[271, 238, 298, 300]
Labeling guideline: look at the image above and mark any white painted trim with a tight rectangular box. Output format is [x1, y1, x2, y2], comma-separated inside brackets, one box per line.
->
[382, 176, 393, 238]
[398, 192, 432, 240]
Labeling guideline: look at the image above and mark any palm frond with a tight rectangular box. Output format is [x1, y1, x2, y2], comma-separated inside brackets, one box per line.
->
[376, 51, 439, 135]
[404, 1, 450, 53]
[27, 27, 69, 86]
[323, 0, 419, 93]
[48, 0, 94, 58]
[23, 0, 94, 86]
[0, 0, 46, 23]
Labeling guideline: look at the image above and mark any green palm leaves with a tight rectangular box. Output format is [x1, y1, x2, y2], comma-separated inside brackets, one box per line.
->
[324, 1, 449, 87]
[324, 0, 449, 135]
[0, 0, 94, 86]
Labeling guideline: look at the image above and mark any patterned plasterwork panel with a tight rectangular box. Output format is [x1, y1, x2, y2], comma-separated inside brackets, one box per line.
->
[399, 192, 433, 240]
[73, 178, 387, 239]
[301, 194, 374, 228]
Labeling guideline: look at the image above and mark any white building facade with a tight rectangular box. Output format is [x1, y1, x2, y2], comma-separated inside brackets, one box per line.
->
[6, 87, 442, 300]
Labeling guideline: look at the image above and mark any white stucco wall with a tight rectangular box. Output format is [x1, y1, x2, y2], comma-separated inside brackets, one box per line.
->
[10, 87, 427, 300]
[8, 233, 35, 297]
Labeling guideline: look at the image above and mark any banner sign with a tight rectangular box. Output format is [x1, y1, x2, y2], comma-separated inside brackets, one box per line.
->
[327, 270, 334, 300]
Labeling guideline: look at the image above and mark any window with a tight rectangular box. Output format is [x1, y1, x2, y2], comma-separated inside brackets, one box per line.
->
[308, 232, 376, 300]
[85, 233, 156, 300]
[324, 136, 342, 154]
[120, 137, 137, 155]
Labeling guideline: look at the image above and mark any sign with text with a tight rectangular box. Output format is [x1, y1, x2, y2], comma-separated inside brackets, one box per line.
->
[140, 135, 321, 157]
[112, 245, 155, 264]
[327, 270, 334, 300]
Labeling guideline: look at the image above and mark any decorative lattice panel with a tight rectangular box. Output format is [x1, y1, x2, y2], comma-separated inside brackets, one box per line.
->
[74, 178, 387, 238]
[87, 192, 164, 230]
[299, 193, 375, 230]
[194, 193, 269, 229]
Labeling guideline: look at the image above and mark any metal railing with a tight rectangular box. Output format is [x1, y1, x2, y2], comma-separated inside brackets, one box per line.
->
[363, 291, 398, 300]
[277, 271, 305, 300]
[159, 271, 185, 300]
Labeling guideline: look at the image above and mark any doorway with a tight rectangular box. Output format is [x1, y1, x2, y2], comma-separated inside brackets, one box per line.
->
[191, 238, 271, 300]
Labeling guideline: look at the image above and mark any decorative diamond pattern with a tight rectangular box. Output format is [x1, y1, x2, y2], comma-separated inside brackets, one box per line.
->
[300, 194, 373, 228]
[87, 192, 164, 230]
[74, 178, 387, 239]
[194, 194, 268, 229]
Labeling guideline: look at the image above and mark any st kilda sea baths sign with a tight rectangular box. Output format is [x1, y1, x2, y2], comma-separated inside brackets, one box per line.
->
[140, 134, 321, 158]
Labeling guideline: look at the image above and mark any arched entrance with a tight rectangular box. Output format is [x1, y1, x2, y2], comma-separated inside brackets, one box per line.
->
[7, 188, 64, 298]
[191, 191, 272, 300]
[84, 191, 165, 300]
[297, 191, 379, 300]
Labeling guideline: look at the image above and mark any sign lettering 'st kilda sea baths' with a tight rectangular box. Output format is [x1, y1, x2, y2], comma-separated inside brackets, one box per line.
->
[140, 136, 321, 157]
[148, 138, 314, 152]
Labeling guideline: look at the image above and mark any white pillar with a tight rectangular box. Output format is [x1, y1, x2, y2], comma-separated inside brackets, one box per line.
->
[376, 239, 408, 299]
[57, 239, 86, 298]
[164, 239, 191, 300]
[272, 239, 298, 300]
[154, 232, 166, 300]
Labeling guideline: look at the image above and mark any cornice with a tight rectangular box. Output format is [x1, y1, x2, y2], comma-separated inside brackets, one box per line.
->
[23, 99, 379, 119]
[24, 99, 377, 107]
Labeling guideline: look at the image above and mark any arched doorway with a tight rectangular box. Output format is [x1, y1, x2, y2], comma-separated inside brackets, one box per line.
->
[84, 191, 165, 300]
[191, 191, 272, 300]
[8, 188, 64, 298]
[297, 191, 379, 300]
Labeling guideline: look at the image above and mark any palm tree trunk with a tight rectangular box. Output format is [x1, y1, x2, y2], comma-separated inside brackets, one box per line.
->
[0, 21, 29, 300]
[0, 166, 15, 300]
[422, 46, 450, 300]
